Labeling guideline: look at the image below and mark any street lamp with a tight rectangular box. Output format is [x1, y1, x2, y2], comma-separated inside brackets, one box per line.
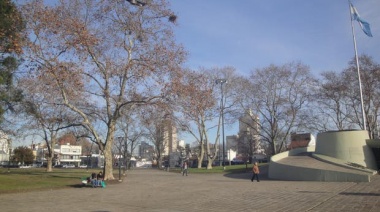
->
[119, 147, 122, 182]
[118, 139, 125, 182]
[87, 142, 94, 171]
[215, 79, 227, 170]
[7, 139, 12, 172]
[126, 0, 146, 7]
[8, 147, 11, 172]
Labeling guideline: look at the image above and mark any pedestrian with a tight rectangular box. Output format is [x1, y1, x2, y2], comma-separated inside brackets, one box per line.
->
[182, 161, 188, 176]
[251, 162, 260, 182]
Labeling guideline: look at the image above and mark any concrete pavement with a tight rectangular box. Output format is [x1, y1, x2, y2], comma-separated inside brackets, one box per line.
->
[1, 167, 380, 212]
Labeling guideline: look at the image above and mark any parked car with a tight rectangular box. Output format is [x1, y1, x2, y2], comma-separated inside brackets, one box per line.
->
[79, 164, 87, 168]
[54, 164, 63, 168]
[63, 164, 75, 168]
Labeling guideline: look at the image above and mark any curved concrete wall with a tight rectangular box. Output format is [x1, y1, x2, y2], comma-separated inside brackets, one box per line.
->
[315, 130, 377, 170]
[268, 147, 371, 182]
[269, 161, 370, 182]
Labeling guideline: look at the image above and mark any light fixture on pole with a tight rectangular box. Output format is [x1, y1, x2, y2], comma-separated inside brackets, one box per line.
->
[117, 137, 124, 182]
[7, 139, 12, 172]
[215, 79, 227, 170]
[126, 0, 146, 7]
[119, 147, 122, 181]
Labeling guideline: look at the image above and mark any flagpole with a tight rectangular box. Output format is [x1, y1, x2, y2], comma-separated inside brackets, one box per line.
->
[348, 1, 367, 131]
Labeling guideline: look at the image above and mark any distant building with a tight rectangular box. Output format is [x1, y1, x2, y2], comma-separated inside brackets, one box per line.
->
[225, 135, 238, 162]
[139, 141, 154, 159]
[80, 153, 104, 168]
[34, 143, 83, 166]
[57, 143, 82, 166]
[237, 110, 264, 155]
[0, 131, 10, 165]
[157, 118, 178, 156]
[178, 140, 185, 149]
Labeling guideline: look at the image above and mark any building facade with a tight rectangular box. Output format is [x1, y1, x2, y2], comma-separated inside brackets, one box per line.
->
[157, 119, 178, 156]
[58, 143, 82, 166]
[34, 143, 83, 166]
[0, 131, 10, 165]
[236, 110, 265, 162]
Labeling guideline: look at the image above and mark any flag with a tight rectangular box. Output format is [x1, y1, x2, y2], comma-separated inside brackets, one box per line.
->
[350, 3, 373, 37]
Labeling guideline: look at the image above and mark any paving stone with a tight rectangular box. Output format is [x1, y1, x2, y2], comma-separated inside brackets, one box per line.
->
[0, 168, 379, 212]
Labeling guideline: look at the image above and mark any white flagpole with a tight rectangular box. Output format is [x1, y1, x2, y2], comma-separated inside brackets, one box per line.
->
[348, 1, 367, 131]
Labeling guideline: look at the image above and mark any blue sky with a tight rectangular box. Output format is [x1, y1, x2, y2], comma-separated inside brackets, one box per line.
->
[169, 0, 380, 143]
[170, 0, 380, 77]
[13, 0, 379, 147]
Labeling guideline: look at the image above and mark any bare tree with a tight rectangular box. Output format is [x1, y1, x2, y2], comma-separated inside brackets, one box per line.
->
[21, 0, 185, 179]
[342, 55, 380, 138]
[232, 62, 317, 155]
[315, 71, 354, 131]
[116, 109, 144, 172]
[19, 75, 83, 171]
[235, 111, 262, 164]
[140, 108, 170, 169]
[175, 68, 226, 169]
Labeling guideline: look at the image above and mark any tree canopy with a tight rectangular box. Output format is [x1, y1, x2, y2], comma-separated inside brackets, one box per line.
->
[0, 0, 24, 123]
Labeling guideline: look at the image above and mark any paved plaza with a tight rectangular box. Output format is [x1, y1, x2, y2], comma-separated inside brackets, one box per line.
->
[1, 167, 380, 212]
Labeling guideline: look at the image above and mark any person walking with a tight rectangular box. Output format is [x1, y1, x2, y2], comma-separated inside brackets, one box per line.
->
[251, 162, 260, 182]
[182, 161, 188, 176]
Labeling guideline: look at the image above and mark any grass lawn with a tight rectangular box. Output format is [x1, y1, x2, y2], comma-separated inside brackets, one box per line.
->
[0, 164, 264, 194]
[0, 167, 106, 194]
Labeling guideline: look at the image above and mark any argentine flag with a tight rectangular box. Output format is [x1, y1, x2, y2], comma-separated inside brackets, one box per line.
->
[350, 3, 373, 37]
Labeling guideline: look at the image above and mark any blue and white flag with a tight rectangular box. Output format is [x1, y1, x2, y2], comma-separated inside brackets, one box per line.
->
[350, 3, 373, 37]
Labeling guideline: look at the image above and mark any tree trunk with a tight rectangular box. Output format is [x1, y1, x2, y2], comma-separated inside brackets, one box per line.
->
[206, 158, 213, 169]
[46, 157, 53, 172]
[271, 141, 276, 155]
[103, 143, 114, 180]
[197, 144, 204, 168]
[158, 159, 162, 169]
[124, 157, 128, 174]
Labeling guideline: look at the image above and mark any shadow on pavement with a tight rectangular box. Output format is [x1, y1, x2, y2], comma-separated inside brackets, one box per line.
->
[339, 192, 380, 196]
[223, 165, 271, 181]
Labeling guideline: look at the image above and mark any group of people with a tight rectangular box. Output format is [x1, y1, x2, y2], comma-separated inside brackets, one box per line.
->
[90, 171, 104, 188]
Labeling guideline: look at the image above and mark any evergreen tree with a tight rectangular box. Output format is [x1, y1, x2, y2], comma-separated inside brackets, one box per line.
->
[0, 0, 24, 122]
[12, 146, 34, 165]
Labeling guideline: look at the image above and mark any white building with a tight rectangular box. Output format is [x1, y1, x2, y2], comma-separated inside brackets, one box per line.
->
[57, 143, 82, 166]
[178, 140, 185, 149]
[0, 131, 10, 165]
[36, 143, 83, 166]
[157, 119, 178, 156]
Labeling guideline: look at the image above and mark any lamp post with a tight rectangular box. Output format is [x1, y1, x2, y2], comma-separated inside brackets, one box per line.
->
[8, 147, 11, 172]
[7, 139, 12, 172]
[118, 139, 124, 182]
[119, 147, 122, 181]
[87, 142, 94, 171]
[123, 139, 127, 175]
[216, 79, 227, 170]
[126, 0, 146, 7]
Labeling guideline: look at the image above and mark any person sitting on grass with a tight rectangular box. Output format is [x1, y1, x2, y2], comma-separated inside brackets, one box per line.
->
[91, 172, 97, 188]
[97, 171, 104, 187]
